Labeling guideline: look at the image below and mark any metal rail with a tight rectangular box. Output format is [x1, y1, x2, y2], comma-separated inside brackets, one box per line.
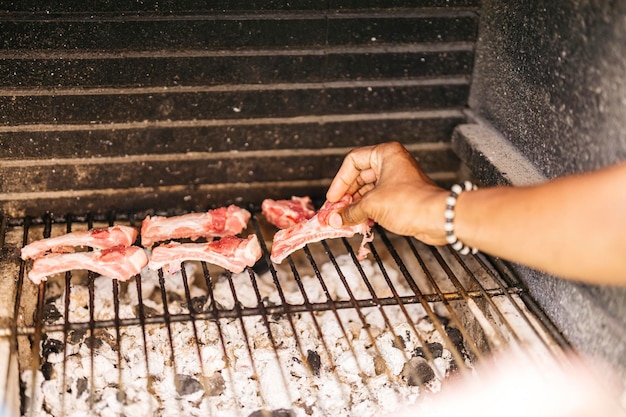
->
[2, 211, 566, 417]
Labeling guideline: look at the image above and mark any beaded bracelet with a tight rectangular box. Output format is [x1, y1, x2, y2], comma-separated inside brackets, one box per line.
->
[444, 181, 478, 255]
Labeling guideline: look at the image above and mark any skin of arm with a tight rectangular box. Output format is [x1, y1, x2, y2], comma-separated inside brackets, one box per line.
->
[326, 141, 626, 285]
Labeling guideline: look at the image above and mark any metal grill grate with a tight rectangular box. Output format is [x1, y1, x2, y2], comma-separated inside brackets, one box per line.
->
[0, 211, 568, 417]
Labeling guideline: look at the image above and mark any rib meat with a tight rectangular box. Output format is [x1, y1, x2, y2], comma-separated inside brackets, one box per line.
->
[261, 196, 316, 229]
[21, 225, 138, 260]
[141, 205, 251, 247]
[270, 195, 374, 264]
[148, 235, 263, 274]
[28, 246, 149, 284]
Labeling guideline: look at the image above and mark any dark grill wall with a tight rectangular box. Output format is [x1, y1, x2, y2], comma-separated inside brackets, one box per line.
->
[469, 0, 626, 177]
[459, 0, 626, 382]
[0, 1, 479, 217]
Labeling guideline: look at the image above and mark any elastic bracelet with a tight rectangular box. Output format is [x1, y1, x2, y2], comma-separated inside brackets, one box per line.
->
[444, 181, 478, 255]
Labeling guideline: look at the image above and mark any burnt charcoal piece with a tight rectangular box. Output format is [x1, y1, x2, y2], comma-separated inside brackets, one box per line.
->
[84, 335, 103, 349]
[133, 304, 160, 318]
[184, 295, 208, 313]
[42, 338, 63, 357]
[306, 349, 321, 377]
[415, 342, 444, 359]
[75, 377, 88, 397]
[392, 334, 406, 349]
[252, 257, 271, 275]
[68, 328, 87, 345]
[41, 362, 55, 380]
[248, 409, 295, 417]
[93, 329, 118, 351]
[176, 374, 204, 397]
[205, 372, 226, 397]
[41, 302, 62, 324]
[446, 327, 466, 355]
[401, 357, 436, 386]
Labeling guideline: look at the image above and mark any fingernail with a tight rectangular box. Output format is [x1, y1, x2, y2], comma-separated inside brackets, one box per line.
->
[329, 212, 343, 228]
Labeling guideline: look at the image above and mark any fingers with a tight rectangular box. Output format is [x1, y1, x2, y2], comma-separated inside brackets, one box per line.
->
[326, 145, 379, 202]
[330, 199, 370, 228]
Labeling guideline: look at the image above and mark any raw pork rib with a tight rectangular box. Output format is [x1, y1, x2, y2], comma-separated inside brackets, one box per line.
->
[28, 246, 149, 284]
[261, 196, 316, 229]
[270, 195, 374, 264]
[21, 225, 138, 260]
[141, 205, 251, 247]
[148, 235, 262, 274]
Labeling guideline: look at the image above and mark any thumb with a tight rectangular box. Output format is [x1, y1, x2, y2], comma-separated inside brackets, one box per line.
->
[330, 200, 369, 228]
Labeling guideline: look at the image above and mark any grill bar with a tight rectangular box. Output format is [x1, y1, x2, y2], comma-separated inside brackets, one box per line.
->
[59, 215, 73, 417]
[356, 240, 449, 380]
[6, 289, 525, 337]
[298, 245, 382, 404]
[485, 257, 573, 351]
[251, 216, 350, 413]
[321, 239, 407, 388]
[376, 228, 478, 368]
[200, 262, 245, 415]
[2, 211, 568, 416]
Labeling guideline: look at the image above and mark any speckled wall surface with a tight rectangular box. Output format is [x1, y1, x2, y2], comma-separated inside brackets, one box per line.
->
[470, 0, 626, 178]
[466, 0, 626, 379]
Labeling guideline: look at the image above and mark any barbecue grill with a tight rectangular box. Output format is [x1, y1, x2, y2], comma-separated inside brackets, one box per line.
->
[1, 1, 625, 416]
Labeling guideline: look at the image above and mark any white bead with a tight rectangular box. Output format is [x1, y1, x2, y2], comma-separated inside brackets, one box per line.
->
[459, 245, 470, 255]
[471, 247, 479, 254]
[444, 222, 454, 232]
[446, 195, 457, 206]
[451, 184, 462, 194]
[452, 240, 463, 250]
[444, 209, 455, 220]
[446, 234, 457, 244]
[464, 181, 473, 191]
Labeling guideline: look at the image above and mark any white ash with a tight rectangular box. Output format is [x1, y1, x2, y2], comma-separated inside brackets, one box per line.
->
[22, 255, 466, 417]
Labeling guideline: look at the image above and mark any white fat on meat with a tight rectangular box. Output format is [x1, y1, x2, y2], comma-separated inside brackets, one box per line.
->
[21, 225, 138, 260]
[261, 196, 316, 229]
[270, 195, 374, 264]
[140, 205, 251, 247]
[28, 246, 149, 284]
[148, 234, 262, 274]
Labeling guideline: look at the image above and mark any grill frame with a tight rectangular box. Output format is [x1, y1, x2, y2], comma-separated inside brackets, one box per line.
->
[1, 209, 570, 416]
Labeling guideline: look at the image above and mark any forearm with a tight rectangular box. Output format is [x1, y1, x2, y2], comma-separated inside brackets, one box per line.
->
[453, 164, 626, 285]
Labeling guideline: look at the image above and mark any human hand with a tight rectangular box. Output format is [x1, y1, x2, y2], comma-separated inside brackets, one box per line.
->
[326, 141, 449, 245]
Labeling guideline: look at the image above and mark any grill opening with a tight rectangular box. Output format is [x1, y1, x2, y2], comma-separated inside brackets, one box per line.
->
[1, 209, 569, 417]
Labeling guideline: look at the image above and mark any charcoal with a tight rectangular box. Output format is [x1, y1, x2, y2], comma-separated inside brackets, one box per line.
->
[93, 329, 118, 351]
[373, 354, 387, 376]
[42, 338, 63, 357]
[133, 304, 159, 318]
[41, 302, 62, 324]
[272, 410, 295, 417]
[306, 349, 321, 376]
[176, 374, 203, 397]
[41, 362, 55, 380]
[189, 295, 208, 313]
[167, 291, 183, 303]
[414, 342, 443, 359]
[205, 372, 226, 397]
[248, 409, 295, 417]
[252, 257, 271, 275]
[262, 296, 277, 307]
[446, 327, 465, 353]
[392, 334, 406, 349]
[75, 377, 88, 397]
[182, 295, 208, 313]
[68, 328, 87, 345]
[401, 357, 435, 386]
[84, 335, 103, 349]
